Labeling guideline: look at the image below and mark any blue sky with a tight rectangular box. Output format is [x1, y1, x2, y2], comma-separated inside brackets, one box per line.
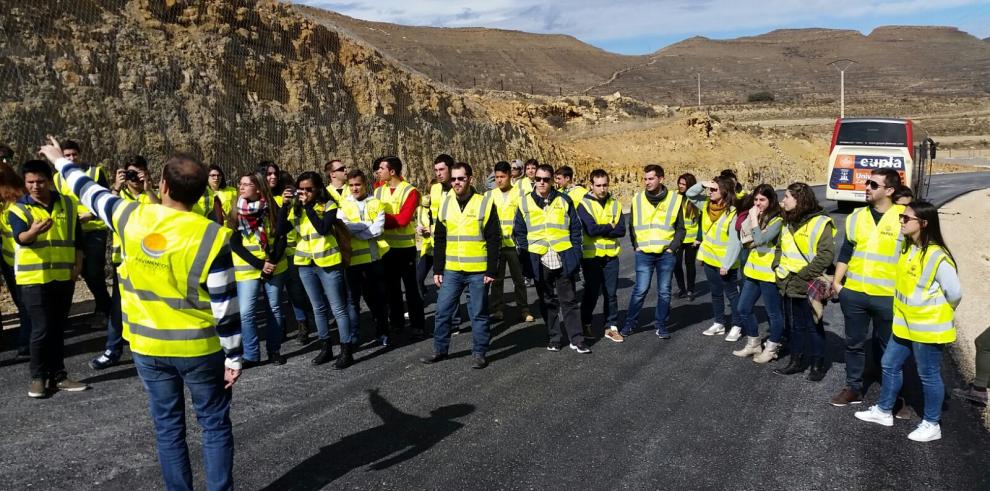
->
[297, 0, 990, 54]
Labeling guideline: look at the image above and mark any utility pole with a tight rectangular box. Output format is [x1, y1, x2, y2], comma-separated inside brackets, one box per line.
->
[828, 59, 857, 118]
[697, 73, 701, 107]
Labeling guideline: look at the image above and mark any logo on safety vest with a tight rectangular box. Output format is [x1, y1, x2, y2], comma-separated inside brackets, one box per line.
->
[141, 233, 168, 259]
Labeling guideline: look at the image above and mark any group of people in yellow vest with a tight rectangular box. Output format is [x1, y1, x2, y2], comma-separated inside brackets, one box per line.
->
[0, 141, 967, 446]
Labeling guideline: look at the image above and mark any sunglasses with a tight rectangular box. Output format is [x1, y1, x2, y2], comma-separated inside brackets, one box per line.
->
[451, 176, 469, 182]
[534, 176, 553, 183]
[866, 180, 886, 190]
[332, 167, 346, 173]
[898, 214, 921, 224]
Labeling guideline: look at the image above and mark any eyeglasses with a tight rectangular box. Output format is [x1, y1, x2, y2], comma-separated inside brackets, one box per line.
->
[534, 177, 552, 183]
[332, 167, 346, 173]
[866, 180, 886, 190]
[898, 214, 921, 224]
[451, 176, 469, 182]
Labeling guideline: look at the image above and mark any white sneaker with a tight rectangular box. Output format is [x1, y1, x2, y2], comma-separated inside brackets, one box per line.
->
[907, 421, 942, 442]
[854, 405, 894, 427]
[724, 326, 743, 342]
[702, 323, 725, 336]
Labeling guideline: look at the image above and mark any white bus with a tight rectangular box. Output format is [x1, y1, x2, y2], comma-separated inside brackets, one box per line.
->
[826, 118, 936, 211]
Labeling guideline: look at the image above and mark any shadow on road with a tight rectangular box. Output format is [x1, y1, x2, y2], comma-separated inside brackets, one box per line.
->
[262, 389, 473, 491]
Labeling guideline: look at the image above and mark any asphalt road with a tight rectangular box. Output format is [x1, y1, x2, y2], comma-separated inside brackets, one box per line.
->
[1, 172, 989, 490]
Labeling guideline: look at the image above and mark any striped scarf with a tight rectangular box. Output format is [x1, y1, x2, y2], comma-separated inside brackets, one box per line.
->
[237, 196, 268, 252]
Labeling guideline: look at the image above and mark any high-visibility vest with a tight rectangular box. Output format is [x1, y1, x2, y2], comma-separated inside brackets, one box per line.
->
[9, 194, 77, 285]
[844, 205, 905, 296]
[683, 202, 700, 243]
[519, 192, 573, 255]
[54, 165, 107, 231]
[417, 205, 433, 257]
[892, 244, 956, 343]
[112, 187, 155, 265]
[743, 216, 783, 282]
[232, 219, 288, 281]
[579, 195, 622, 258]
[430, 182, 448, 222]
[340, 196, 391, 266]
[438, 192, 494, 273]
[699, 203, 738, 268]
[188, 191, 214, 219]
[211, 186, 238, 216]
[290, 202, 342, 268]
[115, 202, 230, 358]
[565, 185, 588, 204]
[515, 177, 534, 196]
[486, 186, 521, 248]
[0, 203, 15, 267]
[775, 215, 834, 278]
[326, 185, 343, 206]
[274, 195, 299, 260]
[630, 191, 680, 255]
[374, 180, 418, 248]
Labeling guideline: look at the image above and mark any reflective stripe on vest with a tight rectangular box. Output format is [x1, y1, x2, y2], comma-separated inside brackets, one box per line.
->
[232, 220, 288, 282]
[775, 215, 833, 277]
[631, 191, 680, 254]
[340, 196, 391, 266]
[892, 245, 956, 343]
[844, 205, 904, 296]
[54, 166, 107, 231]
[580, 195, 622, 258]
[11, 195, 77, 285]
[520, 192, 572, 255]
[743, 216, 783, 282]
[117, 203, 228, 357]
[291, 202, 342, 268]
[486, 186, 521, 248]
[699, 202, 737, 268]
[375, 180, 418, 248]
[439, 192, 493, 273]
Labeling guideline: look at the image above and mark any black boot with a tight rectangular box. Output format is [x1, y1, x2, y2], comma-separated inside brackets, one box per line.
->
[807, 357, 827, 382]
[333, 343, 353, 370]
[311, 340, 334, 365]
[297, 320, 311, 344]
[773, 354, 808, 376]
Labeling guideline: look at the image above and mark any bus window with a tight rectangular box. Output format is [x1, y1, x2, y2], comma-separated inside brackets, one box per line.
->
[836, 122, 907, 147]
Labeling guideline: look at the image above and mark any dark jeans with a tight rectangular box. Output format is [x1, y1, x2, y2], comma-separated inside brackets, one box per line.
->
[702, 264, 743, 327]
[416, 253, 434, 300]
[839, 288, 893, 392]
[623, 250, 676, 335]
[105, 270, 124, 356]
[491, 247, 531, 316]
[284, 260, 312, 324]
[785, 295, 825, 358]
[346, 261, 390, 339]
[432, 270, 491, 355]
[536, 265, 584, 347]
[383, 247, 425, 332]
[81, 229, 111, 315]
[133, 351, 234, 491]
[21, 281, 73, 379]
[976, 327, 990, 388]
[737, 276, 784, 341]
[581, 256, 620, 328]
[1, 260, 32, 351]
[673, 243, 699, 293]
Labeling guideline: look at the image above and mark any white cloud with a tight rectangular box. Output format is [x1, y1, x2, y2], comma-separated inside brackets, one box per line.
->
[296, 0, 990, 43]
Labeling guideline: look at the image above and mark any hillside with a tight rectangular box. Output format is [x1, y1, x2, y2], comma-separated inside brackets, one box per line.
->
[0, 0, 570, 183]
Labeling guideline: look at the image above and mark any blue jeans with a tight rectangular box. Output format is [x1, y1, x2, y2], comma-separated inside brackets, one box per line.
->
[623, 250, 676, 335]
[702, 264, 743, 327]
[1, 259, 33, 351]
[581, 256, 620, 328]
[236, 272, 286, 361]
[285, 260, 311, 323]
[105, 270, 124, 355]
[298, 265, 354, 343]
[433, 270, 491, 355]
[785, 295, 824, 358]
[133, 351, 233, 491]
[878, 335, 945, 423]
[737, 276, 784, 341]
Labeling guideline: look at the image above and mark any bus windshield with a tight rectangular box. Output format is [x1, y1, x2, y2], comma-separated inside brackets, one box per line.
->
[835, 121, 907, 147]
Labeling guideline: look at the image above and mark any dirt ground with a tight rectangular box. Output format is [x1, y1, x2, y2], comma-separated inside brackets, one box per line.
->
[940, 189, 990, 427]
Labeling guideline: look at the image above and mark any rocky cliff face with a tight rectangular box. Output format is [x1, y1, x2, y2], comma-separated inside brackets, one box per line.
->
[0, 0, 567, 183]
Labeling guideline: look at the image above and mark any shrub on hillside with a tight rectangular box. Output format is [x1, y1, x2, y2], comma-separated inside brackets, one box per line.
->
[747, 91, 775, 103]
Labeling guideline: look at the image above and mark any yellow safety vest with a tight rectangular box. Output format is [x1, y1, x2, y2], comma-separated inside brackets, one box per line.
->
[844, 205, 905, 296]
[631, 191, 681, 255]
[232, 220, 288, 281]
[54, 165, 107, 231]
[417, 205, 433, 257]
[374, 180, 418, 248]
[515, 177, 534, 196]
[743, 216, 783, 282]
[290, 202, 342, 268]
[115, 202, 230, 358]
[326, 185, 343, 206]
[486, 186, 522, 248]
[189, 191, 214, 219]
[775, 215, 834, 278]
[438, 192, 494, 273]
[211, 186, 238, 216]
[565, 185, 588, 204]
[9, 194, 77, 285]
[519, 192, 573, 255]
[579, 195, 621, 258]
[274, 195, 299, 260]
[340, 196, 391, 266]
[699, 203, 738, 268]
[683, 202, 700, 243]
[892, 245, 957, 344]
[0, 203, 15, 267]
[112, 187, 155, 265]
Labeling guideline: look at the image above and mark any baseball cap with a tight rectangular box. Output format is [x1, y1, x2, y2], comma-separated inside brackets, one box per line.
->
[510, 159, 523, 169]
